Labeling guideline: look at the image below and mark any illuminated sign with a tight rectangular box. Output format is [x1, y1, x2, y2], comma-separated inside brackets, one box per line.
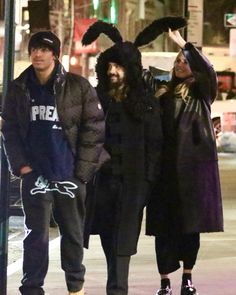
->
[224, 14, 236, 27]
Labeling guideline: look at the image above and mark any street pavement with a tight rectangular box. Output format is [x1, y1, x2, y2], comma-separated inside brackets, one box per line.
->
[7, 153, 236, 295]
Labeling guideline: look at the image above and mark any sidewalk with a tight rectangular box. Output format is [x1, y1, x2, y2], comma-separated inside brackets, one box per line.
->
[7, 154, 236, 295]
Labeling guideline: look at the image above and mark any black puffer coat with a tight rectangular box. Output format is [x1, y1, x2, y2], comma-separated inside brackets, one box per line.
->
[1, 62, 105, 183]
[146, 43, 224, 235]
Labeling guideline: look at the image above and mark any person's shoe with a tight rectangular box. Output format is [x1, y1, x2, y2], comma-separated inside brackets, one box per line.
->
[181, 283, 198, 295]
[68, 288, 84, 295]
[156, 286, 172, 295]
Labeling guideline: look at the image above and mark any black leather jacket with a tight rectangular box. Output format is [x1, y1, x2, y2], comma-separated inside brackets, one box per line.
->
[144, 42, 218, 164]
[145, 43, 223, 234]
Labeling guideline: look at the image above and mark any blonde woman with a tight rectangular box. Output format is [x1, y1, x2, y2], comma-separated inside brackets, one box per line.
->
[145, 30, 223, 295]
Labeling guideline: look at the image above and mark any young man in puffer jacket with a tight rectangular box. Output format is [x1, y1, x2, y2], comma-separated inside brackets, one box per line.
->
[1, 31, 106, 295]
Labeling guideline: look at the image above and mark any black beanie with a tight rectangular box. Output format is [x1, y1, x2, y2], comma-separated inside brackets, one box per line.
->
[28, 31, 61, 57]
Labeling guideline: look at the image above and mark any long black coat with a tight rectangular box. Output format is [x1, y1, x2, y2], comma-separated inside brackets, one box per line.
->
[84, 89, 162, 255]
[146, 43, 223, 236]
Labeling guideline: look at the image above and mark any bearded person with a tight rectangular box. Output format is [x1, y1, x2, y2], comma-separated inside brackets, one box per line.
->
[82, 21, 163, 295]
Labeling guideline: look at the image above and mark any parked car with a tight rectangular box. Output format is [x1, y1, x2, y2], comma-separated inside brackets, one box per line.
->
[147, 66, 236, 153]
[211, 99, 236, 152]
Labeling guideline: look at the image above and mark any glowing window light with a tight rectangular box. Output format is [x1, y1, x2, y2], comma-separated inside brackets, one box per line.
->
[93, 0, 99, 10]
[110, 0, 117, 24]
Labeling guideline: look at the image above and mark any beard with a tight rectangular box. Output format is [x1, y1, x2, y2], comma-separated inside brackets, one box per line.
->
[107, 72, 129, 101]
[108, 82, 129, 102]
[108, 74, 125, 88]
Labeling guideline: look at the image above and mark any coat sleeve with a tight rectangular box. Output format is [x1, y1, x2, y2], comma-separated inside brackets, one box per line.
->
[75, 79, 106, 183]
[144, 97, 163, 183]
[142, 69, 163, 94]
[182, 42, 217, 104]
[1, 83, 30, 177]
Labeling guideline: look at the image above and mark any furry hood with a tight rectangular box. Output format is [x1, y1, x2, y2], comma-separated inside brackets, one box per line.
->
[96, 41, 147, 121]
[96, 41, 142, 93]
[82, 17, 187, 119]
[82, 17, 187, 92]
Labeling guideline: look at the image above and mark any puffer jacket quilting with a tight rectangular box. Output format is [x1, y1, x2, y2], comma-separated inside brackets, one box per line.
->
[1, 63, 106, 182]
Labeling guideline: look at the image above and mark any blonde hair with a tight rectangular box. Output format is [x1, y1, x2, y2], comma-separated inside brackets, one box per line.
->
[154, 51, 194, 103]
[174, 82, 192, 104]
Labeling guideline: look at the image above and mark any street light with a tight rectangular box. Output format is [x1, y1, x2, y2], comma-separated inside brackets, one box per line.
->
[0, 1, 15, 294]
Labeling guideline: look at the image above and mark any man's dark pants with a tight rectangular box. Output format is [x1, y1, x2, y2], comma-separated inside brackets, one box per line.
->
[19, 172, 86, 295]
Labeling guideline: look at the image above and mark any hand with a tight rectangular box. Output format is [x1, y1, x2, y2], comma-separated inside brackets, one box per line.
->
[168, 28, 186, 49]
[20, 165, 33, 176]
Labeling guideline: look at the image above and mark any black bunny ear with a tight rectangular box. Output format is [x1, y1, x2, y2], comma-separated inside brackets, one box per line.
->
[134, 16, 187, 47]
[82, 20, 123, 45]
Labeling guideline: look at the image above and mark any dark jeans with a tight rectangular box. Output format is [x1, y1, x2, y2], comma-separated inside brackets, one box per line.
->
[19, 172, 86, 295]
[100, 234, 130, 295]
[155, 233, 200, 274]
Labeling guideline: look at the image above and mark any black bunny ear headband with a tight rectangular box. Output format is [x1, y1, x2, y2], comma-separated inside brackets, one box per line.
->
[82, 16, 187, 48]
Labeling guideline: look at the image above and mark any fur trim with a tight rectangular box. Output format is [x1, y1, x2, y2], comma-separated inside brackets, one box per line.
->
[82, 20, 123, 45]
[95, 41, 149, 121]
[95, 42, 142, 94]
[134, 16, 187, 47]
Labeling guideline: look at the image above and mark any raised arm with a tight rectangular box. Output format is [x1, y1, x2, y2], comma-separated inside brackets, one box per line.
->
[168, 29, 186, 48]
[168, 29, 217, 103]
